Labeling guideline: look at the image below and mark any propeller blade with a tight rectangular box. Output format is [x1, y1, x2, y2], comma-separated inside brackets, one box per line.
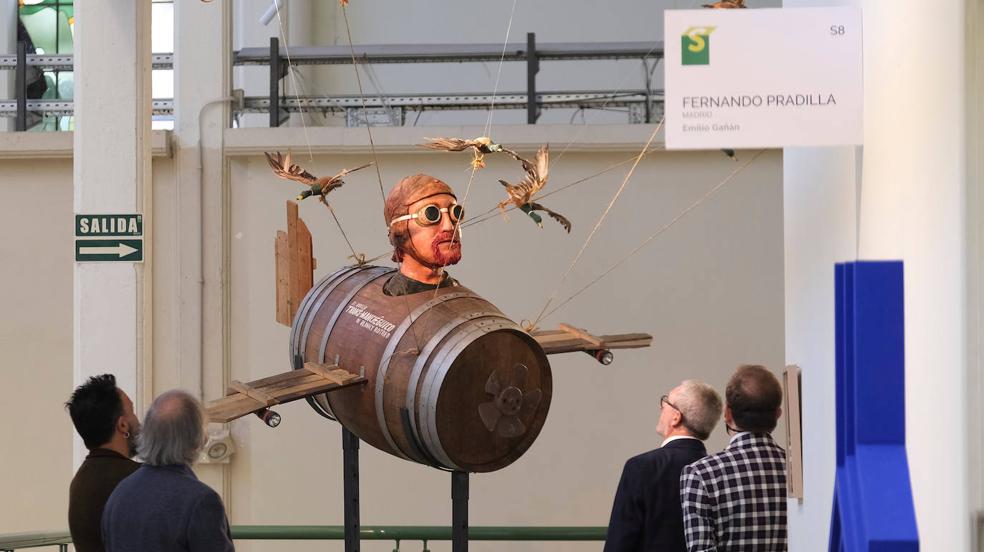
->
[478, 401, 502, 432]
[497, 415, 526, 438]
[485, 370, 502, 396]
[520, 388, 543, 419]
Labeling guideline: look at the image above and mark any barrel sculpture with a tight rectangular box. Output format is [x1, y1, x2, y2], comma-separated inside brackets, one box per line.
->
[289, 265, 553, 473]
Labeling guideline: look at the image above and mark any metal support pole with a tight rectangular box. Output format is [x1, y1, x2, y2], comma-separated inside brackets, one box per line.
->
[526, 33, 539, 125]
[269, 36, 281, 127]
[15, 40, 26, 131]
[342, 427, 361, 552]
[451, 470, 469, 552]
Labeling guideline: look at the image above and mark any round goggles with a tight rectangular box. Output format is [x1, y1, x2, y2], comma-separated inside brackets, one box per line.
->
[389, 202, 464, 227]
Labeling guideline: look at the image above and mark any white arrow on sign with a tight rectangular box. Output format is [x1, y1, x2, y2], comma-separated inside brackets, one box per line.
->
[78, 242, 139, 258]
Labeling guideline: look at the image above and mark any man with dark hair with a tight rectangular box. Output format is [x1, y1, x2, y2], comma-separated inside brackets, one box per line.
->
[605, 380, 723, 552]
[680, 365, 787, 551]
[102, 390, 234, 552]
[66, 374, 141, 552]
[383, 174, 463, 296]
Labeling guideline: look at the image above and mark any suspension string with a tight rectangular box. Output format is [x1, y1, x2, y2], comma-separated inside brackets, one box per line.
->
[273, 2, 314, 162]
[274, 3, 370, 263]
[337, 2, 423, 351]
[541, 149, 768, 322]
[463, 146, 664, 228]
[552, 45, 663, 166]
[455, 0, 520, 228]
[340, 3, 387, 204]
[323, 202, 361, 263]
[429, 0, 521, 300]
[483, 0, 520, 135]
[529, 117, 664, 329]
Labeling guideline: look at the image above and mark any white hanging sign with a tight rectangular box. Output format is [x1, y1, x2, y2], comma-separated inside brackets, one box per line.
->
[664, 7, 863, 149]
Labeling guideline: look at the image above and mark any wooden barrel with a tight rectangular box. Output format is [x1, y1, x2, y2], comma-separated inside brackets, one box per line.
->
[289, 265, 552, 473]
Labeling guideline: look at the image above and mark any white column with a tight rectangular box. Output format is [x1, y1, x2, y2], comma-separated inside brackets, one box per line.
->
[73, 0, 152, 466]
[173, 0, 231, 401]
[784, 0, 971, 549]
[0, 0, 16, 132]
[173, 0, 232, 503]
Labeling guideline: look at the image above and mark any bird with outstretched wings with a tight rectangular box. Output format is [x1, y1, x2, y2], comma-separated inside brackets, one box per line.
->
[421, 136, 509, 170]
[265, 151, 371, 206]
[497, 145, 571, 233]
[702, 0, 746, 8]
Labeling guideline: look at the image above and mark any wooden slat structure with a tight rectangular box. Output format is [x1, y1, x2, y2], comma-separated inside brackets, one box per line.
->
[275, 200, 315, 326]
[529, 323, 652, 355]
[206, 363, 364, 424]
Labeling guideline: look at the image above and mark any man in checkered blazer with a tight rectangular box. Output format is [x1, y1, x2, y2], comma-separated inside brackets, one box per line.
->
[680, 365, 787, 551]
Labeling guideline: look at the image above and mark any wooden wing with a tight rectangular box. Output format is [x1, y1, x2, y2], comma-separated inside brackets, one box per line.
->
[530, 323, 652, 360]
[205, 362, 365, 424]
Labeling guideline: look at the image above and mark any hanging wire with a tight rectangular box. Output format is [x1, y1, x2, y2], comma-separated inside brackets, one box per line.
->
[430, 0, 521, 300]
[529, 117, 665, 329]
[273, 2, 366, 264]
[540, 149, 769, 323]
[340, 2, 387, 203]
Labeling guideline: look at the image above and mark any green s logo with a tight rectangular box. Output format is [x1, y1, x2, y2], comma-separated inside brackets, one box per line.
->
[682, 26, 716, 65]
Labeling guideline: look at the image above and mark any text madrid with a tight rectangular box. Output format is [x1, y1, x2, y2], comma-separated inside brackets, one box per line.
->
[682, 94, 837, 108]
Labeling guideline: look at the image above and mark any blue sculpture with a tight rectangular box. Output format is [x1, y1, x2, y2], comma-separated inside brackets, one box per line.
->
[829, 261, 918, 551]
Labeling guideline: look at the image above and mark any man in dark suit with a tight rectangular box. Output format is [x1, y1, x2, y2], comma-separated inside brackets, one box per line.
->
[102, 390, 235, 552]
[605, 380, 723, 552]
[681, 364, 787, 552]
[66, 374, 142, 552]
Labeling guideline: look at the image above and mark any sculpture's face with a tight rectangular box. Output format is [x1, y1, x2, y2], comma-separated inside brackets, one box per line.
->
[405, 193, 462, 268]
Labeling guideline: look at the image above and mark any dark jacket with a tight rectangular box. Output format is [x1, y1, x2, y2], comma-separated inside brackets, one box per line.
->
[68, 448, 140, 552]
[102, 464, 234, 552]
[605, 438, 708, 552]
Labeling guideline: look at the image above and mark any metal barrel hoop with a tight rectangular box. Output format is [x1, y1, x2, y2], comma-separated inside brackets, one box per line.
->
[373, 291, 478, 461]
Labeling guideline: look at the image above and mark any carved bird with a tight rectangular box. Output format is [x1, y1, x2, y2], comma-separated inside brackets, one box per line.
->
[421, 136, 506, 170]
[265, 151, 371, 204]
[497, 145, 572, 233]
[702, 0, 746, 8]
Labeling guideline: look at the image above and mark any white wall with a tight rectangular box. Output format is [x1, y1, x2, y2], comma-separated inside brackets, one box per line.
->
[783, 0, 972, 550]
[0, 156, 74, 531]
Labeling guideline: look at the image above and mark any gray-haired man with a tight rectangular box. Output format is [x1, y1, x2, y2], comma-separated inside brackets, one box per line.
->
[605, 380, 723, 552]
[102, 390, 235, 552]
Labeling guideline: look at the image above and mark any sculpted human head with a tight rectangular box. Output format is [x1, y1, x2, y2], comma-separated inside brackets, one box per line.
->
[385, 174, 463, 283]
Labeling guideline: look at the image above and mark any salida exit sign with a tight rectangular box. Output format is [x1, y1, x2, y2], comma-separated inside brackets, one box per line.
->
[75, 214, 143, 262]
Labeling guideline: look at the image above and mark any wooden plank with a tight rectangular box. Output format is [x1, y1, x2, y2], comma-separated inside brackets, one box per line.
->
[244, 367, 311, 389]
[294, 214, 314, 319]
[530, 329, 652, 355]
[558, 323, 604, 347]
[207, 394, 264, 423]
[302, 361, 338, 379]
[228, 380, 278, 407]
[286, 201, 300, 322]
[275, 231, 289, 326]
[204, 368, 368, 424]
[783, 365, 803, 501]
[285, 200, 315, 324]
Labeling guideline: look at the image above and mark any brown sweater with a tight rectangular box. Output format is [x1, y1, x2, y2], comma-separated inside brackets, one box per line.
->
[68, 448, 140, 552]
